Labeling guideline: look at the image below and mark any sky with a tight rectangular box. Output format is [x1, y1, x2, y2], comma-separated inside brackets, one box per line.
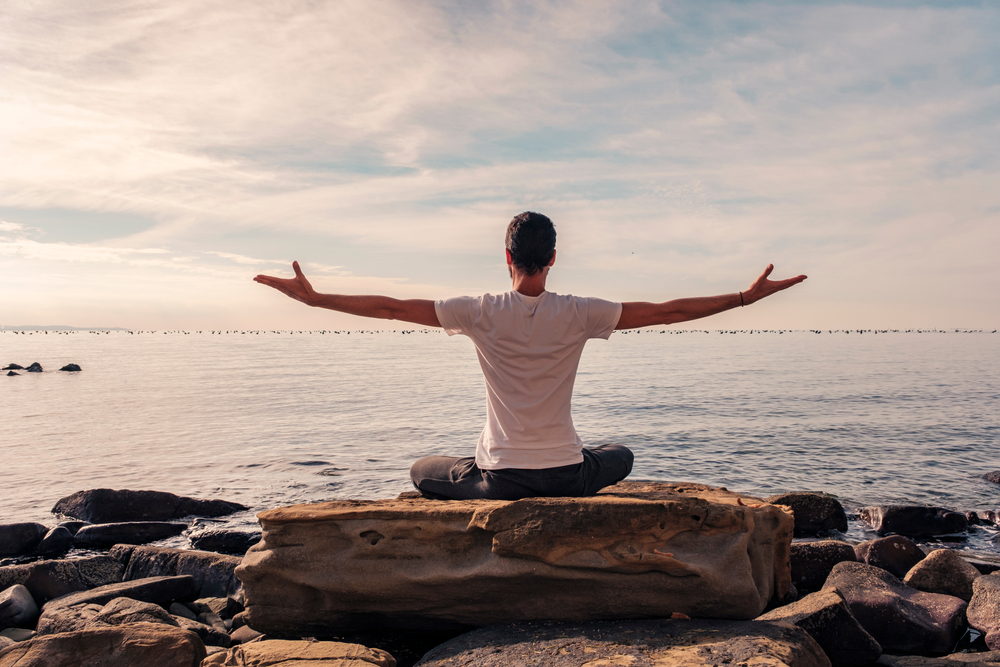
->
[1, 0, 997, 330]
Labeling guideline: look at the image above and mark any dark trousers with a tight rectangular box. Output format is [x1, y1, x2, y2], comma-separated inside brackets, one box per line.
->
[409, 444, 634, 501]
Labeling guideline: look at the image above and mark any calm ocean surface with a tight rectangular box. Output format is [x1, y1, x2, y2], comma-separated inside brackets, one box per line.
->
[3, 328, 999, 553]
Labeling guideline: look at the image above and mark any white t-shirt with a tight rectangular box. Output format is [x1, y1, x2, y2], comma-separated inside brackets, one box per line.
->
[435, 290, 622, 470]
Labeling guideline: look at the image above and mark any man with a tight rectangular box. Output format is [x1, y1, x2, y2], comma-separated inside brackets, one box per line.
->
[254, 212, 806, 501]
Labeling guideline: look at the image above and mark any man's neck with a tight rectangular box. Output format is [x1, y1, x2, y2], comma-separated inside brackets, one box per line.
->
[511, 267, 548, 297]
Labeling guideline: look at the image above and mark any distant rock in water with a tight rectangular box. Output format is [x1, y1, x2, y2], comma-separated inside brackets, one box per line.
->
[6, 371, 18, 376]
[2, 363, 23, 370]
[189, 528, 261, 555]
[59, 363, 82, 372]
[765, 492, 848, 535]
[860, 505, 967, 536]
[983, 471, 1000, 484]
[72, 521, 188, 548]
[52, 489, 249, 524]
[26, 362, 43, 373]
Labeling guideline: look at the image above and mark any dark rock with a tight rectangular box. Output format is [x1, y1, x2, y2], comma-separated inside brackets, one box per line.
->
[2, 364, 23, 370]
[968, 574, 1000, 649]
[855, 535, 926, 578]
[25, 363, 42, 373]
[189, 529, 261, 555]
[56, 521, 88, 535]
[174, 616, 230, 648]
[52, 489, 248, 524]
[0, 622, 207, 667]
[0, 629, 35, 643]
[826, 561, 967, 655]
[58, 364, 81, 372]
[0, 556, 123, 605]
[35, 575, 197, 635]
[968, 560, 1000, 576]
[73, 521, 187, 548]
[193, 596, 243, 620]
[904, 549, 982, 601]
[766, 493, 849, 535]
[0, 524, 48, 557]
[976, 511, 999, 527]
[414, 618, 831, 667]
[791, 541, 857, 591]
[967, 512, 982, 526]
[33, 527, 72, 556]
[860, 506, 968, 537]
[877, 657, 997, 667]
[757, 587, 882, 667]
[5, 372, 17, 377]
[169, 602, 197, 620]
[982, 472, 1000, 484]
[228, 625, 263, 646]
[0, 585, 39, 630]
[91, 597, 179, 628]
[110, 545, 242, 599]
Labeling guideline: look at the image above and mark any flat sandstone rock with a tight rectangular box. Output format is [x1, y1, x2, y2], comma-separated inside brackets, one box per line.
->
[238, 481, 793, 634]
[414, 618, 830, 667]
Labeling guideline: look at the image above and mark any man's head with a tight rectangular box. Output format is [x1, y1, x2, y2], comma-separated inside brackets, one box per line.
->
[505, 212, 556, 276]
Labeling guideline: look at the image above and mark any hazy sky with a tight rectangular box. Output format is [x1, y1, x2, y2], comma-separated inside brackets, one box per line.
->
[2, 0, 997, 329]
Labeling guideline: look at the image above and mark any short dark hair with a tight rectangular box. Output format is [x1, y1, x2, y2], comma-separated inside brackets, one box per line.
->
[505, 212, 556, 275]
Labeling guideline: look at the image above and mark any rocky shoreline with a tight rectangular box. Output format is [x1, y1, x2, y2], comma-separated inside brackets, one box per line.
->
[3, 484, 1000, 666]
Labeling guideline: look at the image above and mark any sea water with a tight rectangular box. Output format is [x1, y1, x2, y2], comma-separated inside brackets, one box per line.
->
[2, 328, 999, 554]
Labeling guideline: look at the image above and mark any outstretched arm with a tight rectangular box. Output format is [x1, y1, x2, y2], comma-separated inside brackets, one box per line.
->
[254, 262, 441, 328]
[616, 264, 806, 330]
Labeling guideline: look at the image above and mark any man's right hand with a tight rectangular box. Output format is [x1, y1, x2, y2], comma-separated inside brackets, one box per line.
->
[254, 261, 319, 306]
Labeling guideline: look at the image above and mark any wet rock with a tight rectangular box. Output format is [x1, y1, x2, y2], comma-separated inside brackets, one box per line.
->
[968, 574, 1000, 649]
[861, 506, 968, 537]
[0, 629, 35, 643]
[415, 618, 829, 667]
[111, 545, 242, 599]
[58, 364, 81, 372]
[904, 549, 982, 601]
[0, 622, 206, 667]
[229, 625, 263, 645]
[855, 535, 927, 578]
[826, 561, 967, 655]
[0, 555, 123, 605]
[766, 493, 849, 535]
[91, 596, 179, 627]
[0, 524, 48, 557]
[72, 521, 188, 548]
[238, 482, 794, 634]
[52, 488, 248, 523]
[173, 616, 230, 648]
[758, 587, 881, 667]
[25, 362, 42, 373]
[791, 541, 857, 591]
[982, 472, 1000, 484]
[5, 372, 17, 377]
[1, 364, 23, 370]
[968, 560, 1000, 576]
[33, 527, 72, 556]
[203, 639, 394, 667]
[36, 575, 197, 635]
[56, 521, 88, 535]
[189, 528, 261, 555]
[0, 585, 39, 630]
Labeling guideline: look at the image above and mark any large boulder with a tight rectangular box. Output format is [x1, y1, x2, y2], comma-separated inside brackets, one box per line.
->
[766, 493, 849, 535]
[826, 561, 967, 655]
[72, 521, 188, 548]
[855, 535, 926, 578]
[52, 489, 247, 523]
[757, 587, 882, 667]
[860, 506, 968, 536]
[415, 618, 830, 667]
[0, 622, 206, 667]
[904, 549, 982, 601]
[967, 574, 1000, 649]
[36, 576, 197, 635]
[90, 596, 179, 628]
[0, 524, 48, 557]
[111, 545, 242, 598]
[0, 556, 123, 605]
[791, 541, 857, 591]
[238, 482, 794, 634]
[203, 639, 395, 667]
